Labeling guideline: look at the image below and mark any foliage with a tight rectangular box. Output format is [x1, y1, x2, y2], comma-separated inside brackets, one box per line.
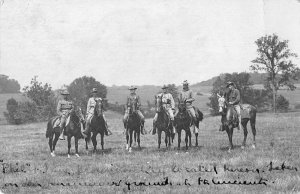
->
[68, 76, 107, 114]
[275, 95, 289, 112]
[0, 75, 21, 93]
[251, 34, 299, 112]
[4, 98, 19, 124]
[165, 84, 179, 100]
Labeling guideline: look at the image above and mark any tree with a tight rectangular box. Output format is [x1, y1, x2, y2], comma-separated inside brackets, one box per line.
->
[166, 84, 179, 100]
[0, 74, 21, 93]
[251, 34, 299, 112]
[68, 76, 107, 113]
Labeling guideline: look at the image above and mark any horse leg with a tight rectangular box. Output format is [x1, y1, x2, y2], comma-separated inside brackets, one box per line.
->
[188, 129, 192, 147]
[165, 132, 168, 148]
[185, 129, 189, 150]
[241, 120, 248, 149]
[75, 137, 80, 157]
[52, 132, 59, 154]
[158, 130, 162, 149]
[67, 136, 71, 158]
[195, 132, 198, 147]
[126, 129, 129, 150]
[101, 132, 104, 150]
[137, 130, 141, 149]
[177, 130, 181, 150]
[91, 133, 97, 152]
[250, 118, 256, 149]
[133, 131, 137, 147]
[48, 134, 55, 157]
[226, 128, 234, 152]
[129, 130, 133, 152]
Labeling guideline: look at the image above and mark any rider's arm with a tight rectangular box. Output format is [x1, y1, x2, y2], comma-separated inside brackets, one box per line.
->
[136, 96, 141, 109]
[86, 98, 91, 113]
[170, 94, 175, 109]
[126, 96, 130, 109]
[56, 101, 62, 116]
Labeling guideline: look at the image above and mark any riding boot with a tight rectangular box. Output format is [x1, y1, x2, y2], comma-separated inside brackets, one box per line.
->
[82, 123, 91, 138]
[105, 121, 112, 136]
[152, 120, 156, 135]
[59, 126, 65, 140]
[238, 115, 242, 130]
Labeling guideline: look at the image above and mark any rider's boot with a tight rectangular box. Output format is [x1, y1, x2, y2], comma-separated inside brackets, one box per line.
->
[59, 125, 65, 140]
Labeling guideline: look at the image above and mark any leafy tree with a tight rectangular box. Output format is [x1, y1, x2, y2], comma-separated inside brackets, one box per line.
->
[0, 75, 21, 93]
[166, 84, 179, 100]
[276, 95, 289, 112]
[68, 76, 107, 113]
[251, 34, 299, 112]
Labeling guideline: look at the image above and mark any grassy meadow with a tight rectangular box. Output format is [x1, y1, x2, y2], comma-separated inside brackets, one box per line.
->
[0, 110, 300, 193]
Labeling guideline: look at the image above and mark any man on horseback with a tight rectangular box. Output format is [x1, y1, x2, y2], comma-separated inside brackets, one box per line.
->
[224, 81, 242, 131]
[57, 89, 74, 140]
[175, 80, 198, 132]
[82, 88, 112, 137]
[152, 84, 176, 135]
[123, 86, 146, 135]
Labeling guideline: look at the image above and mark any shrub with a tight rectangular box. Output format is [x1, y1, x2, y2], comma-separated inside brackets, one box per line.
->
[275, 95, 289, 112]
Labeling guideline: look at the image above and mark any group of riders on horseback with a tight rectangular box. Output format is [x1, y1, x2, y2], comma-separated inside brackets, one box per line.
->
[55, 80, 243, 140]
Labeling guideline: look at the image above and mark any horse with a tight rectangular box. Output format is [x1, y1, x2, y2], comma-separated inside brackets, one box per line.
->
[124, 101, 142, 152]
[46, 106, 85, 158]
[85, 99, 106, 152]
[155, 95, 174, 149]
[175, 100, 204, 150]
[217, 93, 257, 152]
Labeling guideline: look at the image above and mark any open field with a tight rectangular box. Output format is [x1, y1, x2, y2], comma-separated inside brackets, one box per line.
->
[0, 111, 300, 193]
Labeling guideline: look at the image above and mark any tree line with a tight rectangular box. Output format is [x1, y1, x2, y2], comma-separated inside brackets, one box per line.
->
[0, 75, 20, 93]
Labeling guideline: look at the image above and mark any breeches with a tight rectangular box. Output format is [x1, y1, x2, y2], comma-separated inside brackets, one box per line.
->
[154, 108, 174, 122]
[124, 110, 145, 122]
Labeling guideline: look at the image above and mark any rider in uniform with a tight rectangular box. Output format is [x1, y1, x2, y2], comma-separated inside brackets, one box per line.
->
[82, 88, 112, 137]
[123, 86, 146, 135]
[225, 81, 242, 130]
[175, 80, 198, 133]
[57, 89, 74, 140]
[152, 85, 176, 135]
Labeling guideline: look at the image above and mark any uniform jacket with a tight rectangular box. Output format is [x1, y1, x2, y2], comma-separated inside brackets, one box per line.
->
[158, 93, 175, 110]
[57, 99, 73, 116]
[86, 97, 102, 115]
[226, 89, 241, 105]
[126, 94, 141, 110]
[179, 89, 194, 107]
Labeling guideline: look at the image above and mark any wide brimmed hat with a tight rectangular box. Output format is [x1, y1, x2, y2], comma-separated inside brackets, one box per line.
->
[129, 86, 137, 90]
[60, 90, 70, 95]
[162, 85, 168, 89]
[182, 80, 189, 85]
[226, 81, 234, 88]
[91, 88, 98, 93]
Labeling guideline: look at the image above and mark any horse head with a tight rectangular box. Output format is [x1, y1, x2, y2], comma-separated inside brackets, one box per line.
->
[94, 99, 103, 117]
[155, 94, 163, 113]
[217, 92, 227, 114]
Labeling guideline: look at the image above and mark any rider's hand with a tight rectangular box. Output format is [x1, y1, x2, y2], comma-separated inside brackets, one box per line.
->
[229, 102, 233, 105]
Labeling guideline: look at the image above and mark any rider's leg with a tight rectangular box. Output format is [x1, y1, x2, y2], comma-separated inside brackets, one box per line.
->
[102, 114, 112, 136]
[82, 114, 92, 137]
[137, 110, 146, 135]
[59, 114, 67, 140]
[188, 107, 197, 133]
[152, 113, 158, 135]
[234, 105, 242, 130]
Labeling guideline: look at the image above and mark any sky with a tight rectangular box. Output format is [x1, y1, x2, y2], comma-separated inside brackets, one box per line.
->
[1, 0, 300, 89]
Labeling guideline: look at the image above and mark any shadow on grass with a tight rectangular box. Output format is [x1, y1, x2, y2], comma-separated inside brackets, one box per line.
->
[219, 145, 243, 151]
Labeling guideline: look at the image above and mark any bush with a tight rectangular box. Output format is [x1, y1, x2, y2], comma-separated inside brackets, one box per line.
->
[4, 98, 19, 124]
[295, 104, 300, 110]
[276, 95, 289, 112]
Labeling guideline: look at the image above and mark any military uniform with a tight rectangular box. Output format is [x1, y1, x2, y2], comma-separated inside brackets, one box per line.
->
[57, 90, 73, 140]
[123, 86, 145, 134]
[225, 82, 242, 130]
[152, 85, 176, 135]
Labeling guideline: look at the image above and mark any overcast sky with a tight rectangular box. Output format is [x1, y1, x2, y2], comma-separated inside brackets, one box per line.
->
[1, 0, 300, 89]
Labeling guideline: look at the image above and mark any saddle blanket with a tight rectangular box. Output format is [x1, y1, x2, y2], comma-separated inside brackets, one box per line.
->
[240, 104, 251, 119]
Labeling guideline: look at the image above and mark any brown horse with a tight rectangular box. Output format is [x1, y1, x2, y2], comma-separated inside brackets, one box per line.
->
[124, 101, 142, 152]
[175, 100, 203, 150]
[217, 94, 257, 152]
[155, 95, 174, 149]
[85, 100, 106, 152]
[46, 106, 84, 157]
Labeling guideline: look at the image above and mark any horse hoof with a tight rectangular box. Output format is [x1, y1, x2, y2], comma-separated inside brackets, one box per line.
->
[67, 154, 71, 158]
[125, 144, 129, 150]
[75, 154, 80, 158]
[129, 147, 132, 153]
[252, 144, 256, 149]
[50, 152, 56, 157]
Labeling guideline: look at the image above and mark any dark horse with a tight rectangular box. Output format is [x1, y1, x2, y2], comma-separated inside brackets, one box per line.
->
[46, 106, 84, 158]
[175, 100, 203, 150]
[155, 95, 174, 149]
[85, 100, 106, 152]
[217, 94, 257, 152]
[124, 101, 141, 152]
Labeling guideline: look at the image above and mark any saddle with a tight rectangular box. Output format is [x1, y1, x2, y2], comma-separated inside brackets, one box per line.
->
[240, 104, 251, 119]
[53, 115, 70, 128]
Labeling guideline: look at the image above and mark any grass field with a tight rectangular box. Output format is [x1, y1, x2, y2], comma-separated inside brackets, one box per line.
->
[0, 110, 299, 193]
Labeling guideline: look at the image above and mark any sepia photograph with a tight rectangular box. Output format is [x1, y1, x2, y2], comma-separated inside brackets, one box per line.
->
[0, 0, 300, 193]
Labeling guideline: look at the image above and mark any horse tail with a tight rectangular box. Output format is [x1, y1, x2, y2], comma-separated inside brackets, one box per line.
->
[197, 108, 204, 121]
